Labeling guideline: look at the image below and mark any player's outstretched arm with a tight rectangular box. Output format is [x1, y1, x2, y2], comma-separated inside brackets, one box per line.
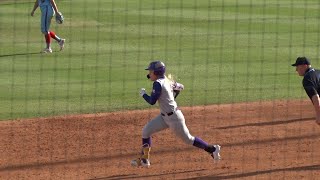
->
[140, 82, 161, 105]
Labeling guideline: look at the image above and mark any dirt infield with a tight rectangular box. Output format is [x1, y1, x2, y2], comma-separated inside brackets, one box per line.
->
[1, 99, 320, 179]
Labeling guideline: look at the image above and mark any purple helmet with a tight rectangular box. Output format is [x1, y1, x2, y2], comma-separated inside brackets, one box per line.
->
[145, 61, 166, 76]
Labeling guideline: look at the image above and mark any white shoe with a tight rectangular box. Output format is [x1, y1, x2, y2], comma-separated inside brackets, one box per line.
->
[211, 145, 221, 161]
[42, 48, 52, 53]
[131, 158, 150, 168]
[59, 39, 65, 51]
[141, 158, 150, 168]
[131, 158, 142, 167]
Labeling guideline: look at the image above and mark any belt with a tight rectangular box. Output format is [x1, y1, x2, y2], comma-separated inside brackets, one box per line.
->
[161, 112, 174, 116]
[161, 108, 179, 116]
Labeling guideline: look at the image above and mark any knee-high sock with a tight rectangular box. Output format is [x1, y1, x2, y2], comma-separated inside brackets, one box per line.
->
[193, 137, 216, 153]
[142, 137, 151, 147]
[141, 137, 151, 159]
[49, 31, 61, 42]
[193, 137, 208, 149]
[44, 33, 51, 48]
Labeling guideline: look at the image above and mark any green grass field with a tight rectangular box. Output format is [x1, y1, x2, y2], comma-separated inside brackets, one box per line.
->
[1, 0, 320, 120]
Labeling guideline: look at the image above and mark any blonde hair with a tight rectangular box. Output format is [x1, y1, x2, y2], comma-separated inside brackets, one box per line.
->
[166, 73, 176, 83]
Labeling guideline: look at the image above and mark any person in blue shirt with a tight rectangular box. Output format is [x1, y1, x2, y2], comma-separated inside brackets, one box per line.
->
[31, 0, 65, 53]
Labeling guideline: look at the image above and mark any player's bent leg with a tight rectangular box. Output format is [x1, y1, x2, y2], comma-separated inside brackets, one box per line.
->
[193, 137, 221, 161]
[142, 115, 168, 138]
[49, 31, 65, 51]
[168, 112, 195, 145]
[131, 137, 152, 168]
[132, 115, 168, 168]
[175, 131, 194, 145]
[171, 111, 221, 161]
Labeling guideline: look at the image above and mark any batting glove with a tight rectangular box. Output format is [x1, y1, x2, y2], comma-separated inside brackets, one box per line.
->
[139, 88, 146, 97]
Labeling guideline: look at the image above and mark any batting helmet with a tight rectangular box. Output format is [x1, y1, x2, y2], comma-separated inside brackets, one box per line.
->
[145, 61, 166, 76]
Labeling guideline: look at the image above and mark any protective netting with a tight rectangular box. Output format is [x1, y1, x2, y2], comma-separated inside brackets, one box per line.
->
[1, 0, 320, 179]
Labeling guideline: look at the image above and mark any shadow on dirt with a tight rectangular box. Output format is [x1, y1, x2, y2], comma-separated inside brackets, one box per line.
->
[1, 133, 319, 173]
[215, 117, 314, 130]
[185, 164, 320, 180]
[90, 169, 206, 180]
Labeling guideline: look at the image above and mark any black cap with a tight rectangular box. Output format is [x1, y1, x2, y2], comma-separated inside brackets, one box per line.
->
[291, 57, 311, 66]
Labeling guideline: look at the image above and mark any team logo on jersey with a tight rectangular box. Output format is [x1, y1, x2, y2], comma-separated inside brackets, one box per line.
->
[152, 89, 155, 93]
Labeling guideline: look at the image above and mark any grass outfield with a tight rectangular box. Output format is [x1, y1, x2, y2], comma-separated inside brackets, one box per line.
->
[1, 0, 320, 120]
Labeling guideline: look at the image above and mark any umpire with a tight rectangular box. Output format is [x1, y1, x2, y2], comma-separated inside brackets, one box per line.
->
[292, 57, 320, 125]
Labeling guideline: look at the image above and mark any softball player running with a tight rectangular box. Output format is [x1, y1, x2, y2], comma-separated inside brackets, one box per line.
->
[131, 61, 221, 168]
[31, 0, 65, 53]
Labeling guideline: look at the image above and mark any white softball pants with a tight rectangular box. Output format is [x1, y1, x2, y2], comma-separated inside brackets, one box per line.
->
[142, 110, 195, 145]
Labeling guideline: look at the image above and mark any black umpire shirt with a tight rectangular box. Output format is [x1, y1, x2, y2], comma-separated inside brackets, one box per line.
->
[303, 68, 320, 100]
